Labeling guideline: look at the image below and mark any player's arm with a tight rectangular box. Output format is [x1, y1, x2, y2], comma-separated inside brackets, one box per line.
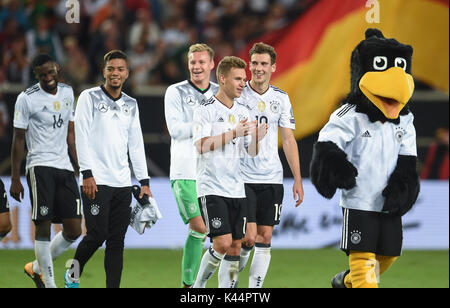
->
[10, 127, 26, 201]
[164, 86, 192, 140]
[74, 91, 97, 199]
[194, 119, 254, 154]
[280, 127, 304, 206]
[10, 93, 29, 202]
[67, 121, 79, 174]
[128, 103, 152, 198]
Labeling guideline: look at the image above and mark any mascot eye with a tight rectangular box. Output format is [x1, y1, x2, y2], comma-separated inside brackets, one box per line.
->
[394, 57, 407, 71]
[373, 56, 388, 70]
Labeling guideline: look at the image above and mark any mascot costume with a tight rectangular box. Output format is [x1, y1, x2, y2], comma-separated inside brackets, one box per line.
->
[310, 28, 420, 288]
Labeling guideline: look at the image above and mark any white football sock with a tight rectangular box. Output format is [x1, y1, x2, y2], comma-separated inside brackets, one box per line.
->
[35, 240, 57, 288]
[33, 231, 74, 274]
[218, 255, 240, 288]
[239, 244, 254, 272]
[249, 243, 271, 288]
[193, 247, 224, 288]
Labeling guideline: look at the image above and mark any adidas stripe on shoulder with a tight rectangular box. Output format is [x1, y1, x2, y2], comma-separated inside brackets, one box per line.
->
[336, 104, 355, 118]
[24, 85, 40, 96]
[270, 85, 287, 95]
[201, 97, 215, 106]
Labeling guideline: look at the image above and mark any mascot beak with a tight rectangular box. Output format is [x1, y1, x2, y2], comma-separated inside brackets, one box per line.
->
[359, 67, 415, 119]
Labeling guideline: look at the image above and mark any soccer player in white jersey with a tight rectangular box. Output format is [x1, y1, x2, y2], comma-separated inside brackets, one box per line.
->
[164, 44, 219, 288]
[0, 179, 11, 241]
[192, 56, 268, 288]
[234, 43, 304, 288]
[10, 54, 82, 288]
[64, 50, 152, 288]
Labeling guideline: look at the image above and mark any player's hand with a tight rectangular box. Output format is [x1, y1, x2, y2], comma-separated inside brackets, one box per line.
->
[252, 122, 268, 141]
[140, 185, 152, 198]
[293, 178, 304, 207]
[82, 177, 98, 200]
[10, 178, 24, 202]
[235, 118, 253, 137]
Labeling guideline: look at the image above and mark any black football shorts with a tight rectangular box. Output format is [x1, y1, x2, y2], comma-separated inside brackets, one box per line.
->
[340, 208, 403, 256]
[26, 166, 81, 223]
[245, 183, 284, 225]
[198, 195, 247, 240]
[0, 179, 9, 214]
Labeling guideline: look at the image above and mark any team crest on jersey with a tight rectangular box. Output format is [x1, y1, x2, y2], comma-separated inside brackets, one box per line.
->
[122, 104, 131, 116]
[395, 127, 405, 143]
[184, 95, 197, 106]
[91, 204, 100, 216]
[350, 230, 362, 245]
[211, 217, 222, 229]
[40, 206, 49, 216]
[257, 101, 266, 112]
[270, 101, 280, 114]
[98, 102, 108, 113]
[228, 114, 236, 125]
[63, 98, 71, 109]
[53, 101, 61, 111]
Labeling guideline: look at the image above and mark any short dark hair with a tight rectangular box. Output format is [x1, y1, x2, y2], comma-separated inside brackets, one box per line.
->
[103, 50, 128, 66]
[249, 42, 277, 65]
[31, 54, 54, 70]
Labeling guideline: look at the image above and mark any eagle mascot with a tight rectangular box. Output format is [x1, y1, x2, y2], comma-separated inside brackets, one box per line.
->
[310, 28, 420, 288]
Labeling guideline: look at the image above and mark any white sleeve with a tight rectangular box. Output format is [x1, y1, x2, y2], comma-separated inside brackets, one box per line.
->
[128, 103, 150, 182]
[279, 94, 296, 130]
[164, 85, 192, 140]
[69, 88, 75, 122]
[192, 105, 212, 144]
[13, 92, 30, 129]
[74, 91, 95, 173]
[318, 112, 356, 151]
[399, 114, 417, 157]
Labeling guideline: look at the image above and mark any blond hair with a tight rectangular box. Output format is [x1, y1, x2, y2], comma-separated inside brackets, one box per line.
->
[188, 43, 215, 61]
[216, 56, 246, 81]
[249, 42, 277, 65]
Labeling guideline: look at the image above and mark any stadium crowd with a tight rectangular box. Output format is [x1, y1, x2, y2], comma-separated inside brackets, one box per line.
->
[0, 0, 315, 93]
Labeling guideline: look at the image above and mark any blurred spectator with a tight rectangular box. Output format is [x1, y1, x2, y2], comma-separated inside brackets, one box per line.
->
[0, 93, 9, 141]
[264, 2, 289, 32]
[245, 0, 271, 16]
[129, 8, 161, 49]
[127, 39, 164, 87]
[0, 0, 311, 87]
[0, 0, 29, 30]
[161, 15, 191, 55]
[421, 128, 449, 180]
[2, 35, 29, 84]
[26, 14, 65, 63]
[89, 0, 124, 33]
[0, 16, 21, 51]
[60, 36, 90, 92]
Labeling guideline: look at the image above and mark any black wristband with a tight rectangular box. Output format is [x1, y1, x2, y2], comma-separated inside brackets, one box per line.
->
[139, 179, 150, 186]
[81, 170, 93, 179]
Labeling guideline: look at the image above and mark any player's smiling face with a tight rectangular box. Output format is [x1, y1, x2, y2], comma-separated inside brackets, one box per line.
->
[250, 53, 276, 85]
[188, 51, 214, 86]
[222, 67, 246, 99]
[34, 61, 59, 94]
[103, 58, 129, 89]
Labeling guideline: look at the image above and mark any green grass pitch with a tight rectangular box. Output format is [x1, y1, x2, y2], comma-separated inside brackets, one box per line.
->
[0, 249, 448, 288]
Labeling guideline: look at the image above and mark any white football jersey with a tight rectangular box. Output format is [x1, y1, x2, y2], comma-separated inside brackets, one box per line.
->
[164, 80, 219, 180]
[193, 96, 251, 198]
[13, 83, 75, 172]
[318, 104, 417, 212]
[237, 82, 296, 184]
[74, 86, 149, 187]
